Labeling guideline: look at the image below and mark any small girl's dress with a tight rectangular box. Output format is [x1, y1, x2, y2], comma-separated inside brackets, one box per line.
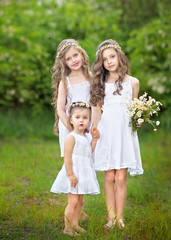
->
[50, 132, 100, 195]
[94, 76, 144, 176]
[58, 76, 90, 157]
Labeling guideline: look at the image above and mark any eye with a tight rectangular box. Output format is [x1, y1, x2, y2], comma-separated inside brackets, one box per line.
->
[111, 55, 115, 58]
[83, 116, 88, 119]
[103, 59, 106, 62]
[66, 57, 71, 61]
[74, 53, 78, 57]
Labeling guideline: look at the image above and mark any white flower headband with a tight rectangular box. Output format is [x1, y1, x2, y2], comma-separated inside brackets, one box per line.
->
[57, 43, 80, 58]
[96, 43, 121, 56]
[71, 102, 90, 108]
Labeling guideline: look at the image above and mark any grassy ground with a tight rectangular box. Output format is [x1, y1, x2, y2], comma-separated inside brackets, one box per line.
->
[0, 109, 170, 239]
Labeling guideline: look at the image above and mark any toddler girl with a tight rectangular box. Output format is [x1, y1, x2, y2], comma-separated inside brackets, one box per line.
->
[50, 102, 100, 236]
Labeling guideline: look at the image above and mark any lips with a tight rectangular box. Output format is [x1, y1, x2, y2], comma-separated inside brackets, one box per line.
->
[72, 62, 79, 67]
[109, 65, 115, 68]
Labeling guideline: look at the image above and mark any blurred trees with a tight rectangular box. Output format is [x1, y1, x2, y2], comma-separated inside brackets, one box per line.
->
[0, 0, 170, 109]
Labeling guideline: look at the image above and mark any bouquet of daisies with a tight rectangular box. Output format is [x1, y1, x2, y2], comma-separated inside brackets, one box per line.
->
[124, 92, 162, 133]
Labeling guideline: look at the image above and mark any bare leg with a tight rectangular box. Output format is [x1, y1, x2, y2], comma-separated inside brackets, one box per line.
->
[79, 198, 87, 220]
[104, 170, 116, 220]
[72, 195, 86, 233]
[115, 168, 127, 220]
[64, 193, 79, 232]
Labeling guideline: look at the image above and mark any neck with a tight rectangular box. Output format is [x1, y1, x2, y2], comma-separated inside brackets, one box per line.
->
[73, 129, 85, 136]
[107, 72, 119, 82]
[70, 68, 84, 77]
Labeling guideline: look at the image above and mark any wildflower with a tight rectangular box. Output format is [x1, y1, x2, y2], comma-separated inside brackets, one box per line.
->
[156, 121, 160, 126]
[153, 129, 157, 131]
[138, 118, 144, 124]
[125, 92, 162, 133]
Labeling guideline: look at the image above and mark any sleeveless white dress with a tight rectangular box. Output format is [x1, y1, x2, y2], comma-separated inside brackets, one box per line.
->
[94, 76, 144, 176]
[50, 132, 100, 195]
[58, 76, 90, 157]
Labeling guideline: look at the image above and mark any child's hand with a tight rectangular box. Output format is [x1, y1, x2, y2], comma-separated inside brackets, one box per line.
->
[91, 127, 100, 141]
[68, 174, 78, 188]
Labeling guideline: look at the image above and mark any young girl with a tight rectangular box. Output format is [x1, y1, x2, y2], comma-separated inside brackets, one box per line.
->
[51, 39, 91, 158]
[50, 102, 100, 236]
[90, 39, 144, 229]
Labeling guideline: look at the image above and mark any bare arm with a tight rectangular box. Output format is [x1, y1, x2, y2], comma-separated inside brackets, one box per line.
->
[64, 134, 78, 187]
[131, 77, 142, 128]
[131, 77, 140, 99]
[90, 128, 100, 152]
[92, 104, 102, 128]
[57, 81, 70, 130]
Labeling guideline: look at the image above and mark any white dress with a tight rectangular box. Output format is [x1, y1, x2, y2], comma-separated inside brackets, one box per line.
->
[50, 132, 100, 195]
[58, 76, 90, 157]
[94, 76, 144, 176]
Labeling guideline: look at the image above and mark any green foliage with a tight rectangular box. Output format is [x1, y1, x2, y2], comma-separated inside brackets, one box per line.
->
[0, 0, 170, 110]
[127, 15, 171, 108]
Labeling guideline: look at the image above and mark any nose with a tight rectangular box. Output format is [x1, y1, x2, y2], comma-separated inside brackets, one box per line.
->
[107, 58, 111, 64]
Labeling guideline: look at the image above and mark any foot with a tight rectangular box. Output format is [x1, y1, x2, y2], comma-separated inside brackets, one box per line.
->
[63, 228, 79, 236]
[80, 211, 88, 220]
[117, 218, 125, 229]
[73, 225, 86, 233]
[104, 219, 116, 229]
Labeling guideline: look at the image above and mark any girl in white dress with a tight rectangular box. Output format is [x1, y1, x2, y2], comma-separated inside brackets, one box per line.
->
[50, 102, 100, 236]
[90, 39, 144, 229]
[51, 39, 91, 158]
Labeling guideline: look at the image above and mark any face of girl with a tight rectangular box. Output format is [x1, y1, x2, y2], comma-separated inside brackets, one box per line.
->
[65, 47, 83, 71]
[102, 48, 119, 73]
[70, 108, 91, 133]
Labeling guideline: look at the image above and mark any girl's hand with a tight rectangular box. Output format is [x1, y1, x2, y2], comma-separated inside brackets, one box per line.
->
[136, 122, 142, 128]
[68, 174, 78, 188]
[91, 127, 100, 141]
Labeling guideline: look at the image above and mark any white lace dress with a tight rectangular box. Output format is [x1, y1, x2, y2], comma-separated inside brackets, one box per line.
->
[93, 76, 144, 176]
[58, 76, 90, 157]
[50, 132, 100, 195]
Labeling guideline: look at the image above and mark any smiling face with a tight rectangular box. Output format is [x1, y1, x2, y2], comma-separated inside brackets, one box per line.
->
[70, 108, 91, 134]
[102, 48, 119, 73]
[64, 46, 83, 71]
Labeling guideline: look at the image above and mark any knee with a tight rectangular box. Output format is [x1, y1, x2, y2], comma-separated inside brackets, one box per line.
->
[105, 171, 115, 183]
[115, 174, 127, 187]
[69, 198, 79, 209]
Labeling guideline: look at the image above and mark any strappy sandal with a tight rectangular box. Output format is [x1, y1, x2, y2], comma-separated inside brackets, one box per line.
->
[117, 218, 125, 229]
[104, 219, 116, 229]
[63, 228, 79, 236]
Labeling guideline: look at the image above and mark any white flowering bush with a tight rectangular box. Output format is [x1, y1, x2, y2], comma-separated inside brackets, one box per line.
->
[124, 92, 162, 133]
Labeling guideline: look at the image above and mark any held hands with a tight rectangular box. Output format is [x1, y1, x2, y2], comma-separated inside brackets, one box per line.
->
[90, 127, 100, 141]
[68, 174, 78, 188]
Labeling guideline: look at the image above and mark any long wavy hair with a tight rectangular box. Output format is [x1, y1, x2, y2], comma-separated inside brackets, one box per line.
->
[51, 39, 91, 135]
[90, 39, 130, 106]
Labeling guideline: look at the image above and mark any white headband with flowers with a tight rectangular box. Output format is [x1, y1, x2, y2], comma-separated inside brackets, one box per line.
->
[57, 43, 80, 58]
[71, 102, 90, 108]
[96, 43, 121, 56]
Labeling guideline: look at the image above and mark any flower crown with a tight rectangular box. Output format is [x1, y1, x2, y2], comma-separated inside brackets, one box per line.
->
[96, 43, 121, 56]
[57, 43, 80, 58]
[71, 102, 90, 109]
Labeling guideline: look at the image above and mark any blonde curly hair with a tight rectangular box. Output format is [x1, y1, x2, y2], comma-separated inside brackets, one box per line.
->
[51, 39, 91, 135]
[90, 39, 130, 106]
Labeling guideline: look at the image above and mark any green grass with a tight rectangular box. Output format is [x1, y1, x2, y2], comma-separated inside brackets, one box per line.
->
[0, 109, 170, 239]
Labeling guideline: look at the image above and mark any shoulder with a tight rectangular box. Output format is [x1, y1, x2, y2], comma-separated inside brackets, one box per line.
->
[59, 78, 67, 87]
[64, 134, 75, 148]
[130, 76, 140, 89]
